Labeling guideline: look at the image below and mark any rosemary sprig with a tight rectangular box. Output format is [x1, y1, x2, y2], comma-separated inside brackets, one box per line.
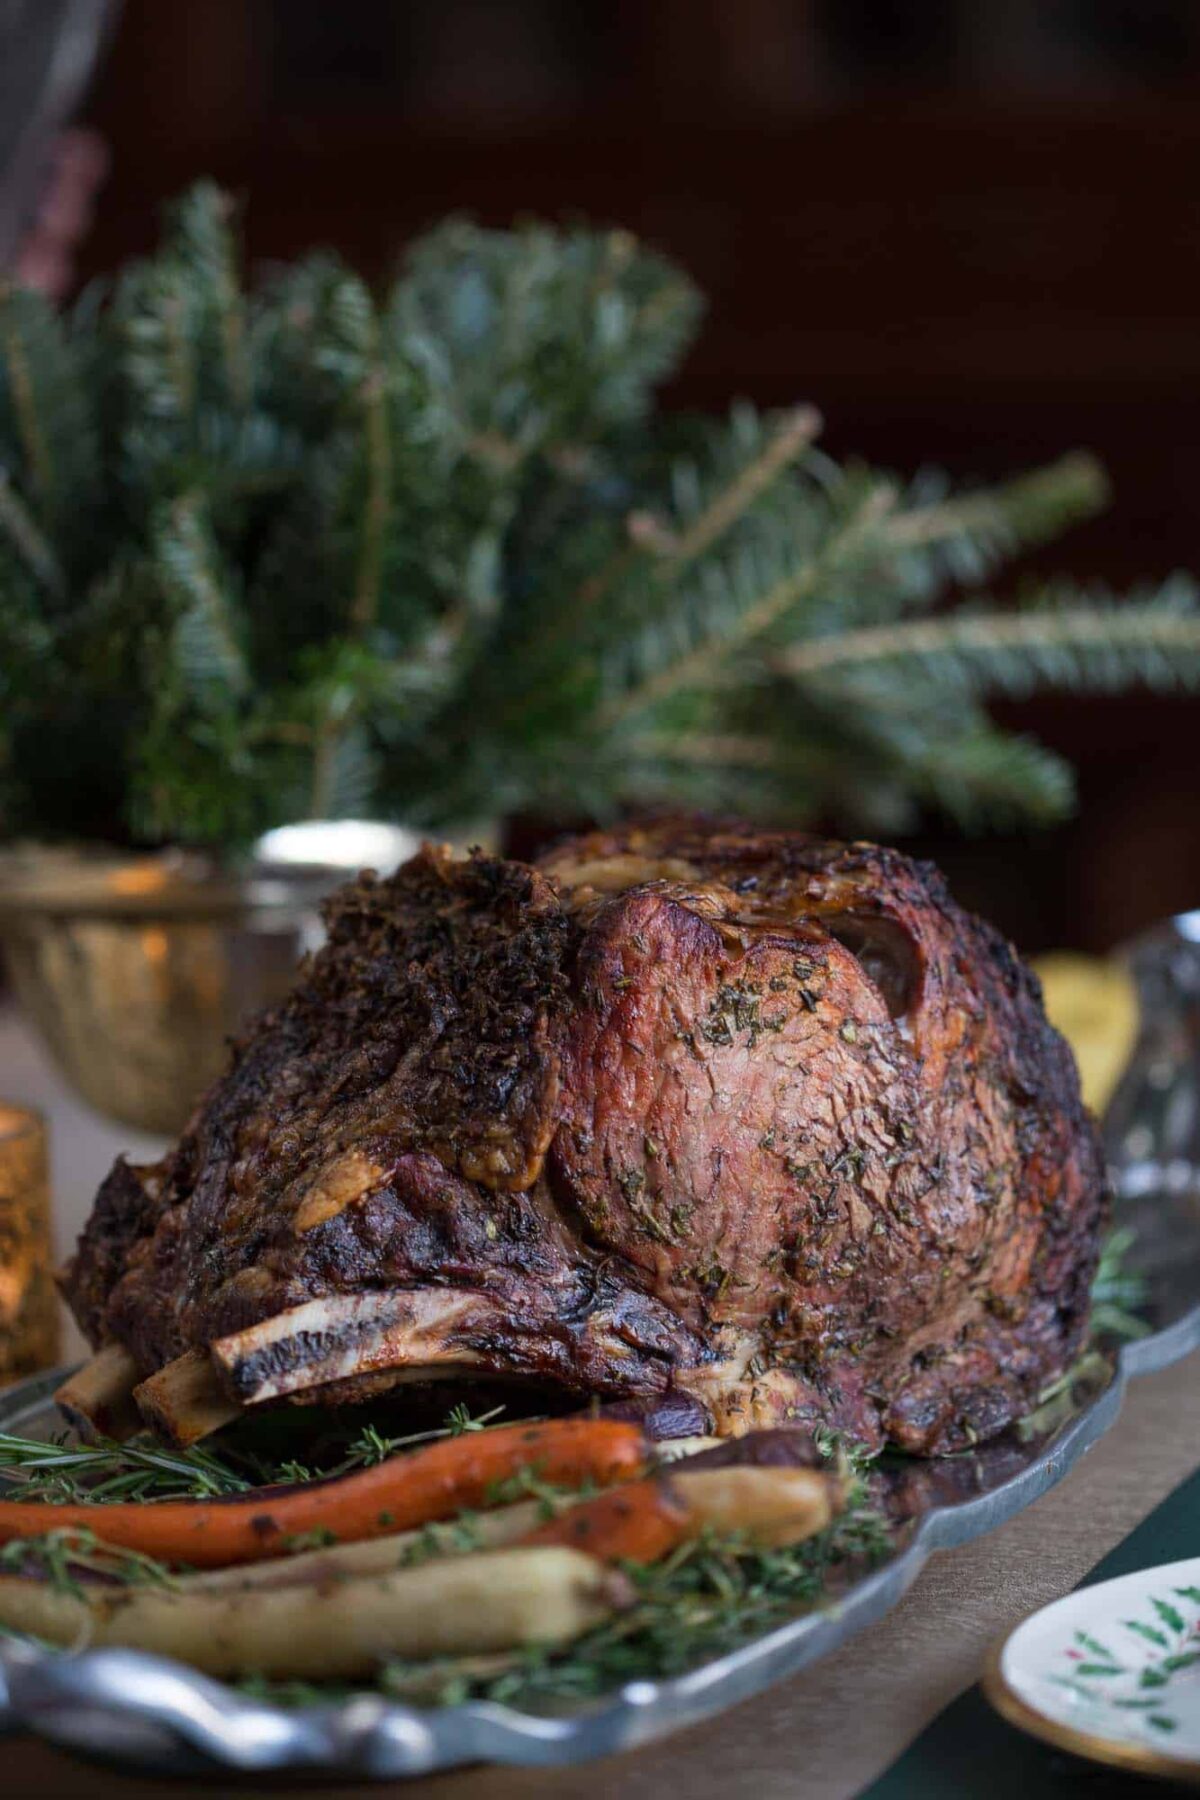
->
[0, 1401, 509, 1506]
[0, 1431, 251, 1502]
[1090, 1224, 1151, 1342]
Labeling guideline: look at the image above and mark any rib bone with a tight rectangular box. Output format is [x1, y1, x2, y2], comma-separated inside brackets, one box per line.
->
[210, 1289, 496, 1406]
[134, 1348, 243, 1446]
[54, 1345, 142, 1443]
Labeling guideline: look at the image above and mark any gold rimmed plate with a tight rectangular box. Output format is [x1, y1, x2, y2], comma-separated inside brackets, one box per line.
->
[983, 1557, 1200, 1785]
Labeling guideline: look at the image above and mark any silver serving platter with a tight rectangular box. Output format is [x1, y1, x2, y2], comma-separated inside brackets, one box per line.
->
[0, 1180, 1198, 1780]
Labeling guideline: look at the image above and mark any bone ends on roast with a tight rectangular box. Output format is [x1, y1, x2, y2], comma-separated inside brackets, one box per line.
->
[210, 1290, 492, 1407]
[133, 1348, 243, 1447]
[54, 1344, 142, 1443]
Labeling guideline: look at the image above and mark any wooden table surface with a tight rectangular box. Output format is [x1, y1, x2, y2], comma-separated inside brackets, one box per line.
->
[3, 1009, 1198, 1798]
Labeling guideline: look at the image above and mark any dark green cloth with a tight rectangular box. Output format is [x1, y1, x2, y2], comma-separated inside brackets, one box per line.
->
[859, 1467, 1200, 1797]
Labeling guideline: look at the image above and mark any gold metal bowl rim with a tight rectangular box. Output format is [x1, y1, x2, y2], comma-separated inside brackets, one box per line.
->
[0, 847, 336, 921]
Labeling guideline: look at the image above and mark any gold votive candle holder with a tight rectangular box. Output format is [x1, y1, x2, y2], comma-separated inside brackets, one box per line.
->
[0, 1103, 60, 1383]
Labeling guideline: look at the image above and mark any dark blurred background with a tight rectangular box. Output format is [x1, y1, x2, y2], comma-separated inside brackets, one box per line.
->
[14, 0, 1200, 951]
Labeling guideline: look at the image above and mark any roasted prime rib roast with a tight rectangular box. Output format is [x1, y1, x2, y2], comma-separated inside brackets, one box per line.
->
[63, 821, 1107, 1455]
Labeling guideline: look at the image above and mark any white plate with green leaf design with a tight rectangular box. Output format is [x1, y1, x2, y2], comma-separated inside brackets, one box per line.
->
[985, 1557, 1200, 1781]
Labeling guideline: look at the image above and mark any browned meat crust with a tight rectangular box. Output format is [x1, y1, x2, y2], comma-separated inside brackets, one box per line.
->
[62, 821, 1107, 1455]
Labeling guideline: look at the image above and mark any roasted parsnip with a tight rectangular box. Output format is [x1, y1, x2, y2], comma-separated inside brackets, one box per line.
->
[0, 1547, 632, 1679]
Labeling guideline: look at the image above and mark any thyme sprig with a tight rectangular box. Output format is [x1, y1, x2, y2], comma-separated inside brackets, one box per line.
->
[380, 1481, 892, 1710]
[0, 1527, 177, 1597]
[257, 1403, 508, 1486]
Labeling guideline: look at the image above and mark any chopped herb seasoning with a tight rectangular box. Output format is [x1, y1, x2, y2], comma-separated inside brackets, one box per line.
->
[284, 1526, 339, 1553]
[699, 982, 780, 1048]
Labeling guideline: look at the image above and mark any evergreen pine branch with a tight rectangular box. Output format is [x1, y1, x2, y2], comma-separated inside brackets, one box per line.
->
[0, 289, 53, 504]
[778, 452, 1111, 632]
[331, 277, 413, 648]
[253, 254, 362, 429]
[309, 720, 377, 820]
[656, 405, 823, 570]
[0, 468, 63, 594]
[110, 186, 255, 483]
[584, 448, 1104, 736]
[776, 580, 1200, 697]
[596, 480, 894, 728]
[113, 256, 198, 433]
[0, 283, 98, 560]
[150, 493, 248, 706]
[167, 182, 250, 413]
[391, 218, 702, 451]
[485, 405, 824, 722]
[905, 726, 1077, 830]
[885, 451, 1109, 566]
[0, 180, 1190, 848]
[350, 365, 391, 635]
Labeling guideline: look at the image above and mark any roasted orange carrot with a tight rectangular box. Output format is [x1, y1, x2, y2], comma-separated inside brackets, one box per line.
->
[519, 1477, 690, 1564]
[520, 1464, 843, 1564]
[0, 1419, 645, 1569]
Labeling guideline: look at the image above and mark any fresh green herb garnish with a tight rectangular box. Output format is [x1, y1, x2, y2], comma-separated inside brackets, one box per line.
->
[483, 1464, 603, 1519]
[447, 1401, 498, 1437]
[393, 1514, 488, 1569]
[0, 1402, 507, 1506]
[380, 1482, 892, 1710]
[0, 1432, 250, 1502]
[1090, 1225, 1151, 1342]
[0, 1528, 177, 1597]
[283, 1527, 339, 1554]
[236, 1673, 358, 1709]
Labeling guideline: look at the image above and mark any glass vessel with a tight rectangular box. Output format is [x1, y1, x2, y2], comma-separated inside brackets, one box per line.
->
[0, 1103, 59, 1383]
[1106, 911, 1200, 1202]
